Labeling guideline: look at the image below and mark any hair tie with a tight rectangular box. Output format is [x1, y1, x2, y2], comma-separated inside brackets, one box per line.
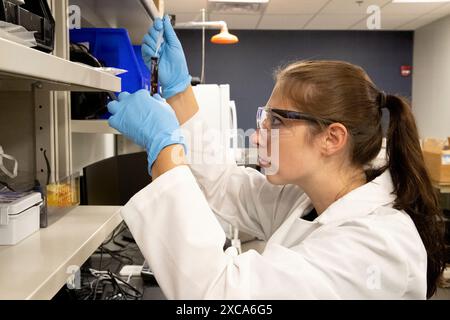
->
[377, 91, 388, 110]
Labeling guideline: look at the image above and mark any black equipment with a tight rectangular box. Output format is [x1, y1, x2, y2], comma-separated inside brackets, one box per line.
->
[0, 0, 55, 52]
[70, 43, 116, 120]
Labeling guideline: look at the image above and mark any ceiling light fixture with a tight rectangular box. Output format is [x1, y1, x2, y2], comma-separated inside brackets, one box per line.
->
[392, 0, 450, 3]
[175, 9, 239, 84]
[207, 0, 270, 14]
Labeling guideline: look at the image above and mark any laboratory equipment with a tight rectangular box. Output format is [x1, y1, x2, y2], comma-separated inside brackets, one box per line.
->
[69, 43, 112, 120]
[142, 15, 191, 99]
[80, 152, 149, 206]
[46, 173, 80, 208]
[192, 84, 240, 240]
[0, 145, 18, 179]
[141, 260, 157, 284]
[192, 84, 238, 160]
[0, 0, 55, 52]
[139, 0, 164, 21]
[150, 57, 159, 96]
[147, 1, 164, 96]
[0, 21, 37, 47]
[150, 29, 164, 96]
[0, 191, 42, 245]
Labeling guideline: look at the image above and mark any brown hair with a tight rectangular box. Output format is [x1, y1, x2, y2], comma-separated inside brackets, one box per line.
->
[275, 60, 446, 298]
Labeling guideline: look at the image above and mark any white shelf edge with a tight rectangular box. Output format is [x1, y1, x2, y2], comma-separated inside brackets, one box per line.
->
[71, 120, 121, 135]
[0, 205, 123, 300]
[0, 37, 121, 92]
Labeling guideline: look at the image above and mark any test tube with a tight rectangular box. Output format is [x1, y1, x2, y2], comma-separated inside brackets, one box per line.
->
[150, 57, 159, 96]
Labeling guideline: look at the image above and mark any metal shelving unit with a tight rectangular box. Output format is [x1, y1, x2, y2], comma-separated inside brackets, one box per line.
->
[0, 1, 121, 187]
[0, 38, 121, 92]
[0, 0, 126, 300]
[71, 120, 121, 135]
[0, 0, 164, 300]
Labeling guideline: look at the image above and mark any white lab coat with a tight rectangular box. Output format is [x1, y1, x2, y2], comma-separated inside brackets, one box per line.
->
[121, 112, 427, 300]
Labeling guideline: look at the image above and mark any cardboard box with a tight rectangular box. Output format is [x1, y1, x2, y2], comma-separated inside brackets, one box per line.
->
[422, 138, 450, 184]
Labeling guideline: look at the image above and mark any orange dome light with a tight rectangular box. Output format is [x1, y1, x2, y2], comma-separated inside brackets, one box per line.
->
[211, 28, 239, 45]
[175, 13, 239, 84]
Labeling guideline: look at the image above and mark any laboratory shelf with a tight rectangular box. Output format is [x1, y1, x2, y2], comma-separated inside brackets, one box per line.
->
[71, 120, 121, 135]
[0, 206, 122, 300]
[0, 37, 121, 92]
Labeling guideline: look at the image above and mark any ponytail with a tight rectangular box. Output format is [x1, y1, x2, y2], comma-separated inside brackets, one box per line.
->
[384, 94, 446, 298]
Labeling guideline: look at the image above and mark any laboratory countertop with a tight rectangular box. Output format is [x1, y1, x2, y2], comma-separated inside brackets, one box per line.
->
[0, 206, 122, 300]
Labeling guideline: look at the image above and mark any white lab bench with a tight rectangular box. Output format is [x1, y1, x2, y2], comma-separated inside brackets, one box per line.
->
[0, 206, 122, 300]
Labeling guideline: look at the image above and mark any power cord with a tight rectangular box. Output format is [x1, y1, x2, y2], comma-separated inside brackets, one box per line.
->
[72, 223, 144, 300]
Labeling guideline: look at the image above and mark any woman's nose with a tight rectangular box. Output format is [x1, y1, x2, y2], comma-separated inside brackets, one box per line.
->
[250, 131, 259, 147]
[252, 129, 269, 148]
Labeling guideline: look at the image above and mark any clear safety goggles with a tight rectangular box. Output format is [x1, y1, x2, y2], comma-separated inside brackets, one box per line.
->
[0, 145, 18, 179]
[256, 106, 333, 136]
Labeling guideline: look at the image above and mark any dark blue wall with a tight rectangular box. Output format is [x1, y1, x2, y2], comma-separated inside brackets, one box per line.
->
[177, 30, 414, 133]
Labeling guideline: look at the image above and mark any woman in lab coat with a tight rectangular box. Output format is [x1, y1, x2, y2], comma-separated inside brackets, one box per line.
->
[107, 16, 447, 299]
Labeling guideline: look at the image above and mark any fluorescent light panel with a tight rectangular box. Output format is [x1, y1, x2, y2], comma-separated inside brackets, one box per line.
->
[392, 0, 450, 3]
[208, 0, 270, 3]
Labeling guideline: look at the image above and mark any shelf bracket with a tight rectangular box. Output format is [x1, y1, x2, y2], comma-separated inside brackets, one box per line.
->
[33, 82, 56, 187]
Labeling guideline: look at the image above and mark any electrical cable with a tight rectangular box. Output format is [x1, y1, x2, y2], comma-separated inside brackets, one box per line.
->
[99, 246, 103, 270]
[0, 180, 15, 192]
[201, 8, 206, 84]
[83, 268, 142, 300]
[42, 149, 51, 185]
[73, 223, 144, 300]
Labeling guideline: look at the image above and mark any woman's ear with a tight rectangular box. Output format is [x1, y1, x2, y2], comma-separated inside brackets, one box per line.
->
[321, 123, 348, 156]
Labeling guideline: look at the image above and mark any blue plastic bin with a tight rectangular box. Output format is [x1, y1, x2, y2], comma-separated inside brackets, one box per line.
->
[133, 45, 150, 85]
[70, 28, 150, 94]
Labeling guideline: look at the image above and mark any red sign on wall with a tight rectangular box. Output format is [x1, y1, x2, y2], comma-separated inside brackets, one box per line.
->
[401, 65, 412, 77]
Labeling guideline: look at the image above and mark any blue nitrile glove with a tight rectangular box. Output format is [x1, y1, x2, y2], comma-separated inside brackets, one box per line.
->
[107, 90, 186, 176]
[142, 15, 192, 99]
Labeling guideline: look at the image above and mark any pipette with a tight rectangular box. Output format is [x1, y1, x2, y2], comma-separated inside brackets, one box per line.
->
[140, 0, 165, 96]
[155, 30, 164, 57]
[150, 31, 164, 96]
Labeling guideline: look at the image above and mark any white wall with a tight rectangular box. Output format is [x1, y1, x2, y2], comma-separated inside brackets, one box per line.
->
[72, 133, 115, 174]
[412, 15, 450, 140]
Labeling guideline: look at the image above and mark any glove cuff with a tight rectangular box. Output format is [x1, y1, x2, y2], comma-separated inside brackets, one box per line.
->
[162, 75, 192, 99]
[147, 133, 187, 177]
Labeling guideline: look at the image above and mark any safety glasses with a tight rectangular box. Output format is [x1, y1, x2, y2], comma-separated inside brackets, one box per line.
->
[256, 106, 333, 135]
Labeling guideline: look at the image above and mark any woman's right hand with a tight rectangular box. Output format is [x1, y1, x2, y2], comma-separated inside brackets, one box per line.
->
[142, 15, 192, 99]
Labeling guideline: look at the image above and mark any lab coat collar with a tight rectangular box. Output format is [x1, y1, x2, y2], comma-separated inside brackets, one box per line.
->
[315, 170, 397, 225]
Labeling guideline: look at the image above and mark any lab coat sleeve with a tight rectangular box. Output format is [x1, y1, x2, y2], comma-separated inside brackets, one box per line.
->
[180, 112, 304, 240]
[122, 166, 416, 299]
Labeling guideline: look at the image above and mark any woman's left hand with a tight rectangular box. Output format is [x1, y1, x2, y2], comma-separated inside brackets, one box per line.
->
[107, 90, 186, 175]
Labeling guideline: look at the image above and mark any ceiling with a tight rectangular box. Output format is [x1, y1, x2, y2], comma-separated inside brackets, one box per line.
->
[70, 0, 450, 43]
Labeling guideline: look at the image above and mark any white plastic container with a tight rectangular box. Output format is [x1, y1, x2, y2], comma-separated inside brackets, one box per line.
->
[0, 192, 42, 245]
